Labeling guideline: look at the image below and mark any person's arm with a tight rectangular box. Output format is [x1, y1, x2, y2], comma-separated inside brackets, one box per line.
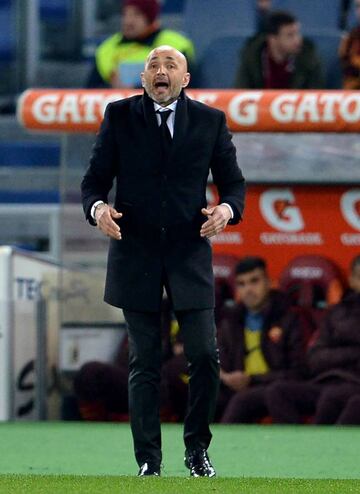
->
[305, 47, 325, 89]
[81, 103, 118, 226]
[234, 45, 253, 88]
[307, 312, 360, 375]
[210, 112, 245, 225]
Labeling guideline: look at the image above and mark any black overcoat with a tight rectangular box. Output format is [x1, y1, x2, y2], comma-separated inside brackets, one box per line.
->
[81, 90, 245, 311]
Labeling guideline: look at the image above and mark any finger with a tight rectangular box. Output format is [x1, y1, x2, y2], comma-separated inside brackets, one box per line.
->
[201, 219, 224, 236]
[201, 207, 215, 216]
[100, 217, 122, 238]
[110, 208, 123, 218]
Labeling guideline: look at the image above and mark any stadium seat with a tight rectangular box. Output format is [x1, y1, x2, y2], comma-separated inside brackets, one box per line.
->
[183, 0, 255, 58]
[39, 0, 71, 22]
[346, 2, 358, 29]
[272, 0, 342, 32]
[161, 0, 185, 14]
[212, 253, 240, 306]
[306, 32, 343, 89]
[279, 255, 346, 328]
[0, 142, 60, 168]
[0, 3, 14, 62]
[199, 35, 251, 88]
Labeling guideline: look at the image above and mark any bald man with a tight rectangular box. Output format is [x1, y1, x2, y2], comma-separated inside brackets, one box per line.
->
[81, 46, 245, 477]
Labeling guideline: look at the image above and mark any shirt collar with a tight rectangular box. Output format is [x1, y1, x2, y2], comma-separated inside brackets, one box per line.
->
[153, 99, 178, 113]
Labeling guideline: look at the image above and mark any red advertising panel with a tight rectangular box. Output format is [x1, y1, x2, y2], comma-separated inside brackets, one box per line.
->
[208, 185, 360, 281]
[18, 89, 360, 133]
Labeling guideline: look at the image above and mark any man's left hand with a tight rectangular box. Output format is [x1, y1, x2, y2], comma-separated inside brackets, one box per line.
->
[200, 205, 231, 238]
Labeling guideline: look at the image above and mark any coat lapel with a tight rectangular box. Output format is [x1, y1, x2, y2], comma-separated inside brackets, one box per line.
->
[139, 90, 190, 167]
[169, 90, 189, 162]
[140, 90, 163, 162]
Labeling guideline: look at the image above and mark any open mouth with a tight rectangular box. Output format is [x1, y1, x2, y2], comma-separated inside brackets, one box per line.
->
[154, 81, 169, 89]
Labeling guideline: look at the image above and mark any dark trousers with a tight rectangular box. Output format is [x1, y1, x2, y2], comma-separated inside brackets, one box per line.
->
[266, 380, 360, 424]
[123, 308, 219, 467]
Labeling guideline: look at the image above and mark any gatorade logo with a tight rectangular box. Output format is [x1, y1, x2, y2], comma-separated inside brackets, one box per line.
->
[341, 190, 360, 231]
[260, 189, 304, 232]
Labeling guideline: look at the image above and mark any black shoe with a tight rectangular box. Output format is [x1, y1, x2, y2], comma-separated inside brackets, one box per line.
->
[184, 448, 216, 477]
[137, 462, 160, 476]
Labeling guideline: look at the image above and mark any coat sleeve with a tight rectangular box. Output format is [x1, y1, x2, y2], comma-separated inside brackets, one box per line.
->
[210, 112, 246, 225]
[306, 310, 360, 376]
[81, 103, 118, 225]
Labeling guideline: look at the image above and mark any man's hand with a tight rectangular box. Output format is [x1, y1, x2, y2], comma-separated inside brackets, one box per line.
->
[220, 369, 250, 392]
[200, 205, 231, 238]
[95, 203, 123, 240]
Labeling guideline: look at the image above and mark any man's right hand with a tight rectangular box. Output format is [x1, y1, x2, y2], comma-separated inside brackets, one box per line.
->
[95, 203, 122, 240]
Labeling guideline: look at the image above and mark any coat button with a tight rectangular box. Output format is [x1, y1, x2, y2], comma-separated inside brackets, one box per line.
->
[162, 200, 166, 207]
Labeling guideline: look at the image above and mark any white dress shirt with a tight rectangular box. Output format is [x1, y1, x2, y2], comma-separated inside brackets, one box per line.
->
[91, 99, 233, 220]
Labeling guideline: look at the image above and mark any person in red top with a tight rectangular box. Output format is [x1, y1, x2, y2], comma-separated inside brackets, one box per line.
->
[235, 10, 324, 89]
[339, 0, 360, 89]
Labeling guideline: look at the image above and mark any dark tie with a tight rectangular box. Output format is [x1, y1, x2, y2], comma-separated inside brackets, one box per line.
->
[157, 109, 173, 157]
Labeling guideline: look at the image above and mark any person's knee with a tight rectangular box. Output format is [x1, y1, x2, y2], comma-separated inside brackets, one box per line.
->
[266, 381, 289, 404]
[74, 361, 112, 400]
[184, 344, 219, 366]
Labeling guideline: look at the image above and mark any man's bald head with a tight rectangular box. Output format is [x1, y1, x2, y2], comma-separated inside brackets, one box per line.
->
[141, 45, 190, 106]
[145, 45, 188, 71]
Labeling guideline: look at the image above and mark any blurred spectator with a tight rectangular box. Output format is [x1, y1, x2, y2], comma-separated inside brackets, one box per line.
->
[86, 0, 195, 88]
[218, 256, 307, 424]
[235, 10, 324, 89]
[339, 0, 360, 89]
[256, 0, 273, 34]
[267, 255, 360, 425]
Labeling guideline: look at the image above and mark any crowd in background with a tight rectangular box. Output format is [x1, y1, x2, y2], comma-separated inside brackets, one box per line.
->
[85, 0, 360, 90]
[72, 254, 360, 426]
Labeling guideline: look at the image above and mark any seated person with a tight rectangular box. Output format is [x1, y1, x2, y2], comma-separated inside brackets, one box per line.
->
[86, 0, 195, 88]
[339, 0, 360, 89]
[235, 10, 324, 89]
[218, 256, 307, 424]
[266, 255, 360, 424]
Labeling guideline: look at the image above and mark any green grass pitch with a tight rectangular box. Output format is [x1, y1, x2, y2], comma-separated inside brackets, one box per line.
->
[0, 422, 359, 493]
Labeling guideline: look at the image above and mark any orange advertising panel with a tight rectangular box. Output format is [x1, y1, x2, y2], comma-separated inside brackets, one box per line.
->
[208, 185, 360, 282]
[18, 89, 360, 133]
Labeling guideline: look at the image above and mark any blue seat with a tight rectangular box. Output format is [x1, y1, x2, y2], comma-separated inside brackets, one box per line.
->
[183, 0, 255, 58]
[307, 32, 343, 89]
[161, 0, 185, 14]
[0, 6, 14, 61]
[0, 142, 60, 168]
[39, 0, 71, 22]
[199, 35, 250, 88]
[346, 2, 359, 29]
[273, 0, 341, 32]
[0, 190, 60, 203]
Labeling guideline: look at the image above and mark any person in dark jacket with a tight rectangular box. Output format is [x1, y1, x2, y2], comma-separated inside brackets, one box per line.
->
[81, 46, 245, 477]
[266, 255, 360, 424]
[339, 0, 360, 89]
[235, 10, 324, 89]
[218, 256, 307, 423]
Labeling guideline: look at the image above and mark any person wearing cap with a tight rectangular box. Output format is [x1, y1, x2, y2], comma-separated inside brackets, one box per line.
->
[86, 0, 195, 88]
[81, 46, 245, 477]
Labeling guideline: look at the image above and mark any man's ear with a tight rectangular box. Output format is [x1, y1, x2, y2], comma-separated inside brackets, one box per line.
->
[182, 72, 191, 88]
[140, 72, 145, 87]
